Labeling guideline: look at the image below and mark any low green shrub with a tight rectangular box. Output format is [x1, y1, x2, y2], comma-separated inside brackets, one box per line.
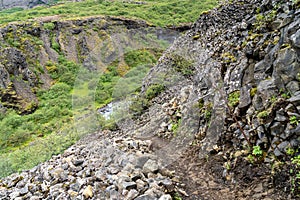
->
[145, 84, 165, 100]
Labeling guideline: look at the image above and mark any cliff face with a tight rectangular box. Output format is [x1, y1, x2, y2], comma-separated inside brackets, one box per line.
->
[0, 16, 154, 113]
[128, 0, 300, 197]
[141, 0, 299, 157]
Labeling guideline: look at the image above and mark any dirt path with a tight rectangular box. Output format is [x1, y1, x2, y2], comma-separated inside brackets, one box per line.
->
[166, 146, 293, 200]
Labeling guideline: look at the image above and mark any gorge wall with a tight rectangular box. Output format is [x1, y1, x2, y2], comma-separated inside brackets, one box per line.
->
[0, 15, 165, 113]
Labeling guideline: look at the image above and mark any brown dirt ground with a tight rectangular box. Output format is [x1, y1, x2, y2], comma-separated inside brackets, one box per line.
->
[163, 146, 295, 200]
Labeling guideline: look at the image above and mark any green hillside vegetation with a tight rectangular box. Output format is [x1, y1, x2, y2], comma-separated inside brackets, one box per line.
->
[0, 0, 217, 26]
[0, 48, 163, 177]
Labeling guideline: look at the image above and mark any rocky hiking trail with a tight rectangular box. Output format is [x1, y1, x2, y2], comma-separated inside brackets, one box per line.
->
[1, 0, 300, 199]
[0, 129, 291, 200]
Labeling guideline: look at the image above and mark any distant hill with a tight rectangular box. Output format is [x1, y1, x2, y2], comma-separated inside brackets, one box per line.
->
[0, 0, 55, 10]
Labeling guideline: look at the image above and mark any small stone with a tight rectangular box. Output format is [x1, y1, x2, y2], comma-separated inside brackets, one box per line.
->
[254, 183, 263, 193]
[252, 193, 263, 199]
[68, 190, 78, 197]
[9, 191, 20, 199]
[73, 159, 84, 166]
[19, 185, 29, 195]
[41, 182, 49, 192]
[83, 185, 93, 199]
[159, 194, 172, 200]
[109, 167, 120, 174]
[143, 159, 159, 174]
[30, 196, 40, 200]
[136, 179, 148, 192]
[121, 182, 137, 190]
[69, 182, 80, 192]
[95, 169, 106, 181]
[109, 189, 119, 199]
[126, 189, 139, 200]
[135, 194, 156, 200]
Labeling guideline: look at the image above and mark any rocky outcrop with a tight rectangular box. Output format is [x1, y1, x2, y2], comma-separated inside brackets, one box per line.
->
[138, 0, 299, 158]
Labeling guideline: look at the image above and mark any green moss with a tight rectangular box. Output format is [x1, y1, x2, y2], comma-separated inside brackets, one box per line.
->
[257, 110, 269, 119]
[250, 87, 257, 97]
[228, 91, 240, 107]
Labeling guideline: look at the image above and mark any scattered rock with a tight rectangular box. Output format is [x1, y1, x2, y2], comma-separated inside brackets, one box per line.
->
[83, 185, 93, 199]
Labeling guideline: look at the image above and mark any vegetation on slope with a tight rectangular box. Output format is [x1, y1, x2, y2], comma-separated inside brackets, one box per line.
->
[0, 0, 217, 27]
[0, 48, 163, 177]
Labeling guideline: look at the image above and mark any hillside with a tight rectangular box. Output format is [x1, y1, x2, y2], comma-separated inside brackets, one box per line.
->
[0, 0, 300, 199]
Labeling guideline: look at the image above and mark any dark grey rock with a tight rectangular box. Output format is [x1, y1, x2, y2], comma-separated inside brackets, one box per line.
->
[288, 94, 300, 106]
[73, 159, 84, 166]
[291, 29, 300, 48]
[277, 141, 290, 153]
[257, 79, 277, 105]
[275, 109, 288, 122]
[135, 156, 150, 168]
[286, 81, 300, 95]
[270, 122, 285, 136]
[238, 85, 252, 109]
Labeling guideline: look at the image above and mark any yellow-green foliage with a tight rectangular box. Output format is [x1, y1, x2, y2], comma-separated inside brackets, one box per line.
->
[257, 110, 269, 119]
[43, 22, 55, 30]
[221, 52, 237, 63]
[250, 87, 257, 97]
